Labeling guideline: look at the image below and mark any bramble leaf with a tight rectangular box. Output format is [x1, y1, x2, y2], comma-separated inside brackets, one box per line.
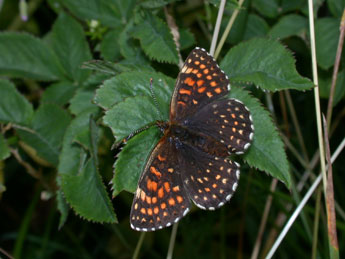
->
[229, 85, 290, 187]
[58, 114, 117, 223]
[221, 38, 313, 91]
[17, 103, 71, 166]
[0, 79, 34, 125]
[0, 32, 64, 81]
[112, 127, 161, 196]
[132, 12, 179, 64]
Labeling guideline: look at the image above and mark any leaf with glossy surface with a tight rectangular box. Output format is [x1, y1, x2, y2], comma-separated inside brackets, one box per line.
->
[112, 127, 161, 196]
[229, 85, 291, 187]
[17, 103, 72, 166]
[0, 79, 33, 125]
[132, 12, 179, 64]
[58, 114, 117, 223]
[220, 38, 313, 91]
[94, 71, 174, 111]
[0, 32, 64, 81]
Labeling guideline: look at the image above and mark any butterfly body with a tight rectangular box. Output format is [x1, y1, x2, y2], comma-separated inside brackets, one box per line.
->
[130, 47, 254, 232]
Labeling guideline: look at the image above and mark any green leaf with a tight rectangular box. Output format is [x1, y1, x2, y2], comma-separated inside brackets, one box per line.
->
[269, 14, 308, 40]
[319, 69, 345, 106]
[17, 103, 72, 166]
[69, 88, 99, 116]
[132, 12, 179, 64]
[229, 85, 291, 187]
[82, 60, 118, 75]
[56, 185, 69, 229]
[243, 14, 269, 41]
[100, 29, 121, 61]
[48, 12, 92, 83]
[0, 134, 11, 161]
[58, 114, 117, 223]
[112, 127, 161, 196]
[0, 32, 64, 81]
[327, 0, 345, 17]
[60, 0, 136, 27]
[0, 79, 34, 125]
[94, 71, 174, 111]
[104, 95, 161, 142]
[140, 0, 179, 8]
[252, 0, 280, 18]
[41, 81, 76, 106]
[315, 18, 340, 70]
[220, 38, 314, 91]
[179, 28, 196, 50]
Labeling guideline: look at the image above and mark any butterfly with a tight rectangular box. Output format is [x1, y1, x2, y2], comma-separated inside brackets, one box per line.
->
[130, 47, 254, 232]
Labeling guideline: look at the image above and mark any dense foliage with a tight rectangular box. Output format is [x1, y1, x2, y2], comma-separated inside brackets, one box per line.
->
[0, 0, 344, 258]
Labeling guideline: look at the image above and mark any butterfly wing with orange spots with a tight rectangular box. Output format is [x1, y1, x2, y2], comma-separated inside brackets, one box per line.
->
[130, 137, 191, 232]
[170, 47, 230, 123]
[186, 98, 254, 155]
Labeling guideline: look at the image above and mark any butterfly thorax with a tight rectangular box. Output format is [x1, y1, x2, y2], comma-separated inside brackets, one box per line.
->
[166, 122, 229, 157]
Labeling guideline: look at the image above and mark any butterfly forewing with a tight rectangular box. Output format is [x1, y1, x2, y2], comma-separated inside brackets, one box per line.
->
[170, 47, 230, 122]
[130, 137, 191, 231]
[186, 98, 254, 154]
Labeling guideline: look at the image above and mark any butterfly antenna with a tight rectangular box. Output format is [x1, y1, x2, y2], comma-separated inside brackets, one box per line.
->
[150, 78, 164, 120]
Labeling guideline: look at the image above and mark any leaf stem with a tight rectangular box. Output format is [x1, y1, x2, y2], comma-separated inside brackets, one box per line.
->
[214, 0, 245, 59]
[210, 0, 226, 56]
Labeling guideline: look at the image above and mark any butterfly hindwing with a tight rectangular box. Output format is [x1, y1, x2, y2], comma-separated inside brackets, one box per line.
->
[186, 98, 254, 154]
[179, 144, 240, 210]
[170, 47, 230, 122]
[130, 137, 191, 231]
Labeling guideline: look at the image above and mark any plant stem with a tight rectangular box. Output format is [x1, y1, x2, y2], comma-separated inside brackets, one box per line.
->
[133, 232, 146, 259]
[250, 179, 277, 259]
[323, 116, 339, 259]
[167, 223, 179, 259]
[326, 10, 345, 130]
[210, 0, 226, 56]
[214, 0, 245, 59]
[308, 0, 327, 205]
[265, 136, 345, 258]
[311, 186, 322, 259]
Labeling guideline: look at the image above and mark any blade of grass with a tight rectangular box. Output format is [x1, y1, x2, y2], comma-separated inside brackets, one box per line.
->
[209, 0, 226, 56]
[326, 10, 345, 130]
[265, 136, 345, 258]
[214, 0, 245, 59]
[311, 186, 322, 259]
[167, 223, 178, 259]
[250, 179, 277, 259]
[323, 115, 339, 259]
[13, 187, 41, 259]
[133, 232, 146, 259]
[308, 0, 327, 193]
